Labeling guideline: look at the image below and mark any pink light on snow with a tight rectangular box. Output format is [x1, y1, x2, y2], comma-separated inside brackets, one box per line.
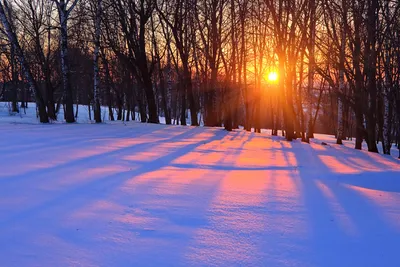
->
[319, 155, 360, 174]
[365, 152, 400, 171]
[185, 168, 307, 265]
[346, 157, 385, 172]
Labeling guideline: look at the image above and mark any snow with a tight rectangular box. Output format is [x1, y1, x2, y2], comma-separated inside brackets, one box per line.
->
[0, 102, 123, 124]
[0, 104, 399, 266]
[0, 102, 202, 126]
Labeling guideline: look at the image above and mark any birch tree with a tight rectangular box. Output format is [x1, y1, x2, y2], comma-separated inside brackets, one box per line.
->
[50, 0, 79, 123]
[92, 0, 102, 123]
[305, 0, 316, 143]
[336, 0, 348, 145]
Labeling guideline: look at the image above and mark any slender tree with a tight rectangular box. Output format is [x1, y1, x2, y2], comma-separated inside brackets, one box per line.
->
[51, 0, 79, 123]
[0, 0, 49, 122]
[92, 0, 102, 123]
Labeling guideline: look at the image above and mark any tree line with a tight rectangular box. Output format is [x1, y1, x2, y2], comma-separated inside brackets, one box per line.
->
[0, 0, 399, 157]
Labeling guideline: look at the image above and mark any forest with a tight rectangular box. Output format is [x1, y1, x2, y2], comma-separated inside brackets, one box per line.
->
[0, 0, 399, 156]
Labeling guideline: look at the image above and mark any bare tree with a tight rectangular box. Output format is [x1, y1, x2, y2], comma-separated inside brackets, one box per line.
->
[50, 0, 79, 123]
[92, 0, 102, 123]
[111, 0, 159, 124]
[157, 0, 199, 126]
[0, 0, 49, 122]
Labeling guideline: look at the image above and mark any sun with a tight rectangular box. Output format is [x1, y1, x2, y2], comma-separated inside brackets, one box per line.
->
[267, 71, 279, 83]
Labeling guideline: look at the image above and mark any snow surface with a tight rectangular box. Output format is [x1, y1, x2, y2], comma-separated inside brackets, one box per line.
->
[0, 104, 400, 267]
[0, 102, 200, 126]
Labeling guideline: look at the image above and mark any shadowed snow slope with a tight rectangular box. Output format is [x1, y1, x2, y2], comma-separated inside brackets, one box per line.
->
[0, 122, 399, 267]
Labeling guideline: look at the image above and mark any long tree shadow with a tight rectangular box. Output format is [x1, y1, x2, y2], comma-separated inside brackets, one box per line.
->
[2, 127, 399, 266]
[0, 127, 230, 228]
[292, 140, 400, 266]
[0, 129, 263, 266]
[0, 123, 144, 155]
[0, 125, 208, 183]
[308, 141, 400, 193]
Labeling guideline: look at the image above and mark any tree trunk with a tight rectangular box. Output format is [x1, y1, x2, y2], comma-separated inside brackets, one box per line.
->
[365, 0, 378, 153]
[382, 0, 392, 155]
[336, 0, 347, 145]
[93, 0, 102, 123]
[180, 82, 187, 126]
[10, 45, 19, 113]
[102, 49, 115, 121]
[59, 3, 75, 123]
[306, 0, 316, 142]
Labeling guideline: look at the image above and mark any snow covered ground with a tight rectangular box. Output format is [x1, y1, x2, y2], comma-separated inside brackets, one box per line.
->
[0, 102, 200, 125]
[0, 102, 128, 124]
[0, 104, 399, 267]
